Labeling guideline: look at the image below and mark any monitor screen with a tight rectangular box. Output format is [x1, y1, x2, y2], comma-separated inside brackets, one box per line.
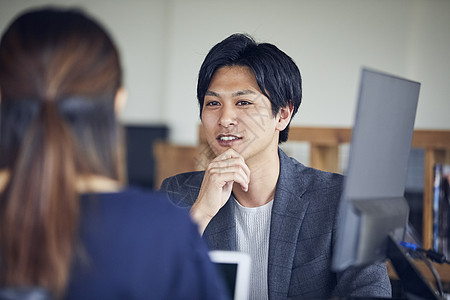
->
[209, 250, 251, 300]
[332, 68, 420, 271]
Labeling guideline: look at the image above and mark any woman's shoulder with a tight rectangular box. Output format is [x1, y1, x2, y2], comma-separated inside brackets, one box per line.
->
[78, 186, 202, 263]
[80, 186, 193, 230]
[71, 187, 228, 300]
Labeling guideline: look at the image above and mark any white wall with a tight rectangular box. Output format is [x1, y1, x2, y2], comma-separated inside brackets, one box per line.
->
[1, 0, 449, 145]
[0, 0, 168, 124]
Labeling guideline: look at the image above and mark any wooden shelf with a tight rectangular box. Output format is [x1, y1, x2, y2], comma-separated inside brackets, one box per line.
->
[153, 142, 201, 189]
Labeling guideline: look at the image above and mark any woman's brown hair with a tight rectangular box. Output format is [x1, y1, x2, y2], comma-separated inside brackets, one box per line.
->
[0, 7, 124, 297]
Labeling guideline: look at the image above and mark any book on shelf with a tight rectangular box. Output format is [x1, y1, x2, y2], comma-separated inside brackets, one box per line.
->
[433, 163, 450, 258]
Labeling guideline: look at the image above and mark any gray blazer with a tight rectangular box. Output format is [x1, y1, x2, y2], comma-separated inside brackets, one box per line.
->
[161, 149, 391, 299]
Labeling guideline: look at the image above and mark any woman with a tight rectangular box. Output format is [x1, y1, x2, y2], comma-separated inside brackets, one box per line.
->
[0, 7, 227, 300]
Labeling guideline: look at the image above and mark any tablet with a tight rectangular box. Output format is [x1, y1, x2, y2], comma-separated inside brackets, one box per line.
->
[209, 250, 251, 300]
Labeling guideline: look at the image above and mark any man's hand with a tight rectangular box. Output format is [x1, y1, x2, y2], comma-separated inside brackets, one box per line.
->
[190, 148, 250, 235]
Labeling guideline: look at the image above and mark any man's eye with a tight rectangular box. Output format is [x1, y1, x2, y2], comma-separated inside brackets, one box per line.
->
[205, 101, 220, 106]
[237, 100, 251, 106]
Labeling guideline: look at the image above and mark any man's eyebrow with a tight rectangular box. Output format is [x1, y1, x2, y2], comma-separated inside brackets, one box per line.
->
[205, 89, 257, 98]
[232, 90, 257, 97]
[205, 91, 220, 97]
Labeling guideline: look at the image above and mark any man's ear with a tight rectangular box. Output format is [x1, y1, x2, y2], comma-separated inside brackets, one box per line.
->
[114, 87, 127, 114]
[276, 101, 294, 131]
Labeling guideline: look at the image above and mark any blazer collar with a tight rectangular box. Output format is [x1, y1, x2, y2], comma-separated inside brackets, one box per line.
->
[268, 148, 310, 298]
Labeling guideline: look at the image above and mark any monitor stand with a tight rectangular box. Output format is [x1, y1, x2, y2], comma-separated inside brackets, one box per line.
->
[387, 234, 440, 299]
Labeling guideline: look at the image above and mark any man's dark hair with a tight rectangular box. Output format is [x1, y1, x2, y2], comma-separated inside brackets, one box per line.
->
[197, 33, 302, 143]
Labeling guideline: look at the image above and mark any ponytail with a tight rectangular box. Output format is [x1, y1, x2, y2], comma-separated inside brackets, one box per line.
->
[0, 8, 124, 297]
[1, 100, 79, 297]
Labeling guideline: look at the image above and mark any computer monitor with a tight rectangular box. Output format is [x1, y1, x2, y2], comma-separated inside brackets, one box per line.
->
[209, 250, 251, 300]
[332, 68, 420, 271]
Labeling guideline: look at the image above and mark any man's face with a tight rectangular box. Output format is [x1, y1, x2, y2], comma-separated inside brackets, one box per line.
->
[201, 65, 281, 162]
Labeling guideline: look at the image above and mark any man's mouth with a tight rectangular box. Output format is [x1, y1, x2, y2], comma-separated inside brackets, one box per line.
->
[217, 134, 242, 144]
[219, 136, 239, 141]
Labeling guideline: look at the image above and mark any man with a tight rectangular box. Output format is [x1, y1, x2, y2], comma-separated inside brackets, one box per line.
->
[161, 33, 391, 299]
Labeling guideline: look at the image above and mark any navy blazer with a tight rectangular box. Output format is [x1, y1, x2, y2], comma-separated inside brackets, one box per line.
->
[161, 149, 391, 299]
[65, 188, 229, 300]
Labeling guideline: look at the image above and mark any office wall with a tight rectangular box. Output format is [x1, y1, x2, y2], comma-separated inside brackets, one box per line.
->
[0, 0, 168, 125]
[1, 0, 449, 145]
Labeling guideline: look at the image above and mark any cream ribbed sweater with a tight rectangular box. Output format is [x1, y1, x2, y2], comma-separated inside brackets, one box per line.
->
[234, 198, 273, 300]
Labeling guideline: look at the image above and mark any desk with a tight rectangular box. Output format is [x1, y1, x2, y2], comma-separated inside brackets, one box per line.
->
[388, 260, 450, 292]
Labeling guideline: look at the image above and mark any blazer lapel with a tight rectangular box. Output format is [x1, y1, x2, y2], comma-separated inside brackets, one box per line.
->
[268, 149, 310, 299]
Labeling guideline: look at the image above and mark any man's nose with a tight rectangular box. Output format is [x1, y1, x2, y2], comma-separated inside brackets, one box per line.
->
[218, 105, 237, 128]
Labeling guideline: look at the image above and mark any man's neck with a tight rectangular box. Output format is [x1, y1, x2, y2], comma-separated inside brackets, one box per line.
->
[233, 149, 280, 207]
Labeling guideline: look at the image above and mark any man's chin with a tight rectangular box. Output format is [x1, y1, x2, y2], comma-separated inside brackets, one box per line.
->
[211, 144, 243, 156]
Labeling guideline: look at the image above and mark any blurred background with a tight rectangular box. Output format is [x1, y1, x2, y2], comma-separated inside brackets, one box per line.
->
[1, 0, 449, 145]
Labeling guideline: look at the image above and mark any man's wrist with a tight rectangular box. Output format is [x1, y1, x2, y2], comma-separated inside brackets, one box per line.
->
[190, 202, 214, 235]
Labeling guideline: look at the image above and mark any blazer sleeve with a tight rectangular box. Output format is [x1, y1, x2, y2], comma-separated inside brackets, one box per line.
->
[333, 262, 392, 298]
[159, 172, 203, 209]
